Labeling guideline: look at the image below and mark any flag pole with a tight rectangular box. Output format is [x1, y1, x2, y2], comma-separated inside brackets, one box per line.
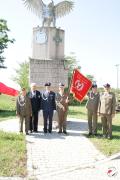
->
[67, 68, 76, 96]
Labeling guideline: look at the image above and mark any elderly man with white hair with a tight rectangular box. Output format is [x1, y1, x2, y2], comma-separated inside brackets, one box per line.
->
[28, 83, 41, 133]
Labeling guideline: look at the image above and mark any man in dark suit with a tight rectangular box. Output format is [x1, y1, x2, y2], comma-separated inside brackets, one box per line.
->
[28, 83, 41, 132]
[41, 82, 56, 133]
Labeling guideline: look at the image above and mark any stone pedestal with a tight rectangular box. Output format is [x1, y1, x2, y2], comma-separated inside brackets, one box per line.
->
[32, 26, 64, 60]
[30, 26, 68, 123]
[29, 58, 68, 90]
[30, 26, 68, 89]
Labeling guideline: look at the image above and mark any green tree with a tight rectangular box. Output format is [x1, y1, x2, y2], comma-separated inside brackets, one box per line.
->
[64, 52, 81, 85]
[64, 53, 82, 105]
[86, 74, 96, 84]
[12, 61, 29, 90]
[64, 52, 77, 78]
[0, 19, 15, 68]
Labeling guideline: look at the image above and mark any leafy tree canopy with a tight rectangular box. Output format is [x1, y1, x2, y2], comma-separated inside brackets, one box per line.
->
[64, 52, 81, 78]
[86, 74, 96, 83]
[0, 19, 15, 68]
[12, 61, 29, 91]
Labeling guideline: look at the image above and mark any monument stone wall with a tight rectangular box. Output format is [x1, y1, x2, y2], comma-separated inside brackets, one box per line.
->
[30, 26, 68, 90]
[29, 58, 68, 90]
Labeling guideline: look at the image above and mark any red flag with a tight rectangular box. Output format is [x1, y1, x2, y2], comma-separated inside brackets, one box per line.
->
[0, 82, 19, 96]
[70, 69, 92, 102]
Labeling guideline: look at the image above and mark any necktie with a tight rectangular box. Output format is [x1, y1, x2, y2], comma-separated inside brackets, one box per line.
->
[32, 91, 36, 97]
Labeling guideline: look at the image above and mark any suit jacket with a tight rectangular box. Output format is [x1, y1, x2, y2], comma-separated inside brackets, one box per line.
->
[86, 91, 100, 112]
[28, 90, 41, 112]
[56, 92, 69, 112]
[98, 92, 116, 115]
[41, 91, 56, 111]
[16, 95, 32, 117]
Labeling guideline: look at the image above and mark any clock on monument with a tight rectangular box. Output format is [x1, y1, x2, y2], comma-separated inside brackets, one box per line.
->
[35, 30, 47, 44]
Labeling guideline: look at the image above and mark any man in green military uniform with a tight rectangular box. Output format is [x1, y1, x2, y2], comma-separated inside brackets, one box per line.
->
[86, 84, 100, 136]
[56, 83, 69, 134]
[98, 83, 116, 139]
[16, 88, 32, 135]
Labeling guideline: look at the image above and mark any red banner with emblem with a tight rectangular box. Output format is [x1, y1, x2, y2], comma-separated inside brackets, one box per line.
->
[0, 82, 19, 96]
[70, 69, 92, 102]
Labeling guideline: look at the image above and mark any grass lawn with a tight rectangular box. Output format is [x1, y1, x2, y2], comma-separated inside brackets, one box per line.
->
[0, 131, 26, 177]
[90, 113, 120, 156]
[68, 105, 87, 120]
[68, 105, 120, 156]
[0, 94, 16, 121]
[0, 94, 26, 177]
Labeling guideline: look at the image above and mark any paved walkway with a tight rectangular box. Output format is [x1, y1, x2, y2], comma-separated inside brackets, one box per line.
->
[0, 118, 120, 180]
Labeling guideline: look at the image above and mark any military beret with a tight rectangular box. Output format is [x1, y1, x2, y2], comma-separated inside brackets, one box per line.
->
[103, 83, 110, 88]
[92, 84, 97, 88]
[45, 82, 51, 86]
[59, 83, 65, 87]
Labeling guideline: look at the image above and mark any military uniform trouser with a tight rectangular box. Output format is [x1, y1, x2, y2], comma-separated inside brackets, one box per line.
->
[57, 109, 67, 132]
[43, 110, 53, 132]
[87, 110, 97, 134]
[101, 114, 112, 137]
[30, 111, 39, 132]
[19, 116, 30, 133]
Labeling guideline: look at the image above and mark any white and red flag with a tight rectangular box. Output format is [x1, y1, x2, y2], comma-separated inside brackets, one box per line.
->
[70, 69, 92, 102]
[0, 82, 19, 96]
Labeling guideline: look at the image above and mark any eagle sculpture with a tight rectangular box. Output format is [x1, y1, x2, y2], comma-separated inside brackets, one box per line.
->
[23, 0, 74, 27]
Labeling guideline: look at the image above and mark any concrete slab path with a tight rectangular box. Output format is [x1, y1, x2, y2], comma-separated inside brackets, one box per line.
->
[0, 118, 120, 180]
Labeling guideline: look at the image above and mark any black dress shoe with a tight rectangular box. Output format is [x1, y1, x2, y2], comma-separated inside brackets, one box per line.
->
[63, 131, 67, 134]
[34, 130, 38, 133]
[58, 130, 62, 133]
[93, 133, 97, 136]
[88, 133, 92, 136]
[26, 132, 29, 135]
[44, 131, 47, 133]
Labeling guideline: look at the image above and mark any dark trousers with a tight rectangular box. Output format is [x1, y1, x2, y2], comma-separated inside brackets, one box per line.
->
[43, 110, 53, 132]
[30, 111, 39, 132]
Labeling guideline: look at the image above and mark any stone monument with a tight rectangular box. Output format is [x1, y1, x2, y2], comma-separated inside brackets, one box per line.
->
[30, 26, 67, 90]
[23, 0, 74, 124]
[23, 0, 74, 90]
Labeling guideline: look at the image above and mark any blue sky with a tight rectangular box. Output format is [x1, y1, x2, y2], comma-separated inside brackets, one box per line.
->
[0, 0, 120, 89]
